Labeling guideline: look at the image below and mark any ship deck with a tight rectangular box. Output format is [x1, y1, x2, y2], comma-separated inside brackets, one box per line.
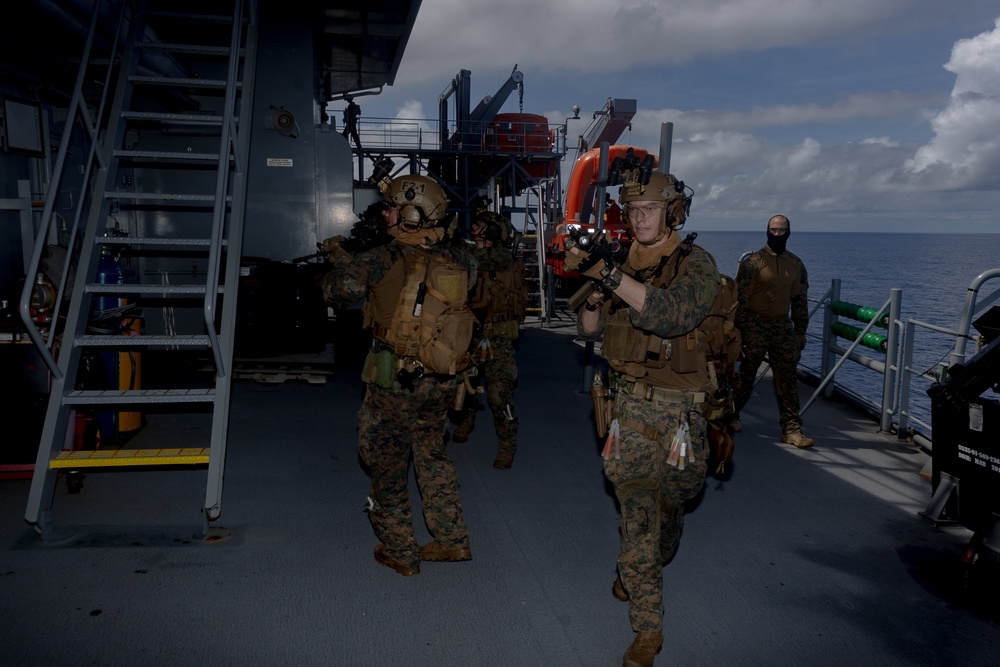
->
[1, 319, 998, 666]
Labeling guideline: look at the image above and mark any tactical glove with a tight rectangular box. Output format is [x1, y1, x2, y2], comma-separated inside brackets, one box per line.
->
[564, 232, 614, 276]
[796, 331, 807, 350]
[321, 235, 350, 262]
[562, 245, 586, 273]
[577, 238, 617, 280]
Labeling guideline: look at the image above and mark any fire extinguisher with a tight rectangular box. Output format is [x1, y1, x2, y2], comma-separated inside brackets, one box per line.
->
[92, 244, 124, 330]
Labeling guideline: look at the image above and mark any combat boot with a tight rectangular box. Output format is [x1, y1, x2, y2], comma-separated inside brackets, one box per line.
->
[451, 420, 474, 444]
[420, 540, 472, 562]
[781, 431, 814, 448]
[374, 544, 419, 576]
[623, 630, 663, 667]
[493, 446, 515, 469]
[612, 575, 629, 601]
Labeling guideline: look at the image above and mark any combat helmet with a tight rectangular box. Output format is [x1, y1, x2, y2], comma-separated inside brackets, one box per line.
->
[619, 170, 693, 230]
[474, 211, 515, 247]
[383, 174, 449, 228]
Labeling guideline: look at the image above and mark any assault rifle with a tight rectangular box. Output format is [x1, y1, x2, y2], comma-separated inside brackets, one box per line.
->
[564, 226, 629, 311]
[294, 200, 393, 263]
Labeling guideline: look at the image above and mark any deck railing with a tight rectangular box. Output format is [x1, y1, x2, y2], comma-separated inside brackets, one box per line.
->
[335, 116, 571, 154]
[798, 270, 1000, 451]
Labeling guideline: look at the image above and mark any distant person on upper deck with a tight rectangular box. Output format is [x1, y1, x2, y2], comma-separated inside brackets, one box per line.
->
[342, 96, 361, 150]
[730, 214, 814, 448]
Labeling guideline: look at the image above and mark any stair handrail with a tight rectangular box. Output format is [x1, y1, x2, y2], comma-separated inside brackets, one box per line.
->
[17, 0, 131, 380]
[201, 0, 250, 377]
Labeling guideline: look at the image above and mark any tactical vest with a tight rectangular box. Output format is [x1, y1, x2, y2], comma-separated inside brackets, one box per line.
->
[367, 245, 475, 375]
[602, 245, 711, 391]
[469, 258, 527, 341]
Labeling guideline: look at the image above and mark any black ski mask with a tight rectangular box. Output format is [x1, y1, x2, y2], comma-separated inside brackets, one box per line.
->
[767, 228, 789, 254]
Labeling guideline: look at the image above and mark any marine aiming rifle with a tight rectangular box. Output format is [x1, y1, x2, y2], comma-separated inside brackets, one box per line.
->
[293, 200, 394, 263]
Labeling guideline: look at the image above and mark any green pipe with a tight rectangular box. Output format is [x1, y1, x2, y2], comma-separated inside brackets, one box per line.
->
[831, 300, 889, 327]
[831, 322, 887, 352]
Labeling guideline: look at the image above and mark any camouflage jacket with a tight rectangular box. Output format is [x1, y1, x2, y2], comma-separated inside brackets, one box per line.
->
[735, 245, 809, 333]
[468, 246, 527, 331]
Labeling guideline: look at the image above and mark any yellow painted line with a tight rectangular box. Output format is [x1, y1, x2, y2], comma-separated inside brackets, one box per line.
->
[51, 448, 210, 468]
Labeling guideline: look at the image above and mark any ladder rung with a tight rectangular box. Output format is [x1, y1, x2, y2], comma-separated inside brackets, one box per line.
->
[114, 149, 221, 161]
[77, 334, 210, 348]
[130, 75, 235, 89]
[51, 448, 210, 468]
[65, 389, 216, 405]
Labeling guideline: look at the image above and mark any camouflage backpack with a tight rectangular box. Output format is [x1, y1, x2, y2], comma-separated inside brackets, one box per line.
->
[469, 256, 528, 340]
[383, 245, 476, 375]
[698, 272, 741, 385]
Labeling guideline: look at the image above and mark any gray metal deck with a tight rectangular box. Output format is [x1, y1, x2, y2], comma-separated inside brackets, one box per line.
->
[1, 321, 997, 666]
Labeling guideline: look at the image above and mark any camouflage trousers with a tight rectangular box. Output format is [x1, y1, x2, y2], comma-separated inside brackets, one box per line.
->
[358, 375, 470, 569]
[604, 386, 708, 632]
[456, 335, 519, 459]
[732, 314, 803, 434]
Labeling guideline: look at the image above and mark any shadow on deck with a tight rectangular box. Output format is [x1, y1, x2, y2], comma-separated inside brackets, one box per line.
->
[1, 322, 997, 665]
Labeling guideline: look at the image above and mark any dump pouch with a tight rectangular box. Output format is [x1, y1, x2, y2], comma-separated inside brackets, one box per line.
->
[361, 348, 397, 389]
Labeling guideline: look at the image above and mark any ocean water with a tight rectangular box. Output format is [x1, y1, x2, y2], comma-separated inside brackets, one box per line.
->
[691, 231, 1000, 432]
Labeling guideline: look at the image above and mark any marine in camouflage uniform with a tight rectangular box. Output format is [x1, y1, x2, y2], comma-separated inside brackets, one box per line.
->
[731, 214, 814, 448]
[321, 175, 477, 576]
[572, 170, 719, 667]
[452, 212, 527, 469]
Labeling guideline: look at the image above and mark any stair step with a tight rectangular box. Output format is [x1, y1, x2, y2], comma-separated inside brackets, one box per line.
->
[84, 283, 213, 295]
[77, 334, 210, 348]
[121, 111, 225, 124]
[104, 190, 227, 202]
[93, 236, 218, 247]
[145, 10, 244, 24]
[139, 42, 238, 57]
[51, 448, 210, 469]
[114, 149, 222, 161]
[130, 75, 234, 89]
[65, 389, 216, 405]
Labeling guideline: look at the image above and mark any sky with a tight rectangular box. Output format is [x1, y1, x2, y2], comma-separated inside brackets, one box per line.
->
[355, 0, 1000, 233]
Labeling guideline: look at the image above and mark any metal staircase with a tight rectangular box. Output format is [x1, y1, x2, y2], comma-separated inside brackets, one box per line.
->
[508, 183, 544, 325]
[21, 0, 259, 540]
[517, 178, 568, 323]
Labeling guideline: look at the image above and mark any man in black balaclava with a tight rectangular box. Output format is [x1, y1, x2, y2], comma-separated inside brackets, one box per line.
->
[729, 214, 814, 448]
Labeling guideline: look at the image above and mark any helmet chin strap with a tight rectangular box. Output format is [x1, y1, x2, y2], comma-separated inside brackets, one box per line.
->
[651, 209, 671, 244]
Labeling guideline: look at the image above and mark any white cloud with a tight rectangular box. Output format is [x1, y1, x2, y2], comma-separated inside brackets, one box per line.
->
[651, 93, 945, 134]
[905, 18, 1000, 189]
[372, 5, 1000, 231]
[397, 0, 909, 83]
